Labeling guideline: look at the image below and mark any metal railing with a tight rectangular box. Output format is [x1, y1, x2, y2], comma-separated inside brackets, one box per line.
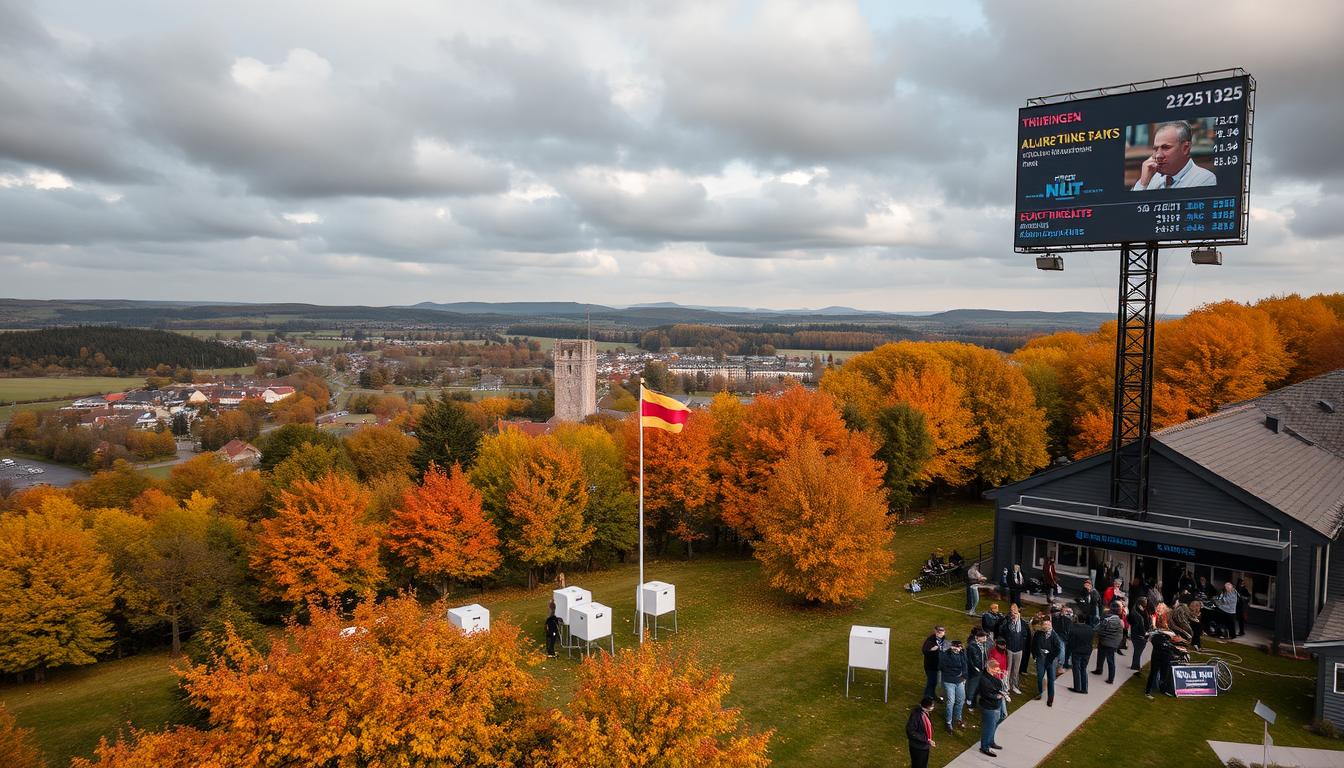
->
[1016, 495, 1282, 543]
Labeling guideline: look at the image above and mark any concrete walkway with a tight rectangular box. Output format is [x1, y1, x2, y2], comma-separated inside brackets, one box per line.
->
[1207, 740, 1344, 768]
[945, 658, 1150, 768]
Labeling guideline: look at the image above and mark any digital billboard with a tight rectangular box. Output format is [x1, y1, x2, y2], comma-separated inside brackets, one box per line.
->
[1014, 72, 1254, 252]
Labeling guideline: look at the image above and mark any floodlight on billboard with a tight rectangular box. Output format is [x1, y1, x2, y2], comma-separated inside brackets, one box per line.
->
[1014, 69, 1254, 253]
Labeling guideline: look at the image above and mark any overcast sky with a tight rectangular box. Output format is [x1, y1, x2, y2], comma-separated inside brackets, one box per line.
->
[2, 0, 1342, 313]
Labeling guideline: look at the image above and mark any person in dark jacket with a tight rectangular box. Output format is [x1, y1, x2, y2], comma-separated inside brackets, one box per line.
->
[544, 603, 563, 657]
[921, 626, 947, 700]
[965, 630, 988, 721]
[1066, 616, 1095, 693]
[906, 696, 937, 768]
[998, 604, 1029, 694]
[1053, 605, 1075, 670]
[1129, 597, 1153, 671]
[1145, 631, 1175, 698]
[939, 641, 968, 732]
[1032, 619, 1064, 705]
[977, 660, 1007, 757]
[1008, 564, 1026, 607]
[1078, 579, 1103, 627]
[981, 603, 1004, 641]
[1235, 577, 1251, 637]
[1092, 604, 1124, 683]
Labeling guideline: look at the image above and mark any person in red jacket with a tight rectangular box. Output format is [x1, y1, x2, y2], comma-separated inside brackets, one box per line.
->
[905, 696, 937, 768]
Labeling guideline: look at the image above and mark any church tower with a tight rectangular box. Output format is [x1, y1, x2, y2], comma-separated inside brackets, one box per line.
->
[553, 339, 596, 422]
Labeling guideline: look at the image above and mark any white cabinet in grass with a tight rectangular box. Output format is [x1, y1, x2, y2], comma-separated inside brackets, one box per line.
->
[447, 603, 490, 634]
[846, 626, 890, 702]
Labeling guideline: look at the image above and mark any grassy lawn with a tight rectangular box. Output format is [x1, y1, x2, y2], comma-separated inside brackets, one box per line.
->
[515, 335, 632, 353]
[0, 398, 76, 423]
[0, 652, 186, 767]
[3, 501, 1333, 767]
[775, 348, 863, 361]
[0, 377, 146, 402]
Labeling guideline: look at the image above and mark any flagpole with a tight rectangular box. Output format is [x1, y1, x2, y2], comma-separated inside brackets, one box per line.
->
[638, 386, 645, 645]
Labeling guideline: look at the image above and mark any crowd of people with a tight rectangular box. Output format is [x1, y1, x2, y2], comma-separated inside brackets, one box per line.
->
[907, 560, 1252, 764]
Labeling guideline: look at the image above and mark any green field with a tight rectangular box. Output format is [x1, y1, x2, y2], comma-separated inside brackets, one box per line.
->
[515, 335, 631, 353]
[775, 348, 862, 361]
[0, 377, 147, 402]
[2, 502, 1331, 768]
[0, 398, 76, 423]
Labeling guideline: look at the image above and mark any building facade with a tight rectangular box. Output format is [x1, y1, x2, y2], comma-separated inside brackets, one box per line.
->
[988, 370, 1344, 646]
[553, 339, 597, 423]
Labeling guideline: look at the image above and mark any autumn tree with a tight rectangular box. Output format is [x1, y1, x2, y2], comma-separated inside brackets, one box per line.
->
[0, 504, 116, 679]
[1255, 293, 1341, 383]
[255, 423, 341, 472]
[270, 440, 355, 490]
[344, 424, 418, 481]
[1157, 301, 1289, 417]
[166, 454, 267, 521]
[622, 412, 715, 557]
[550, 642, 772, 768]
[68, 460, 157, 510]
[505, 441, 592, 587]
[412, 393, 483, 474]
[77, 596, 545, 768]
[553, 423, 638, 565]
[251, 473, 385, 606]
[470, 426, 537, 519]
[0, 703, 44, 768]
[388, 464, 502, 595]
[752, 440, 893, 605]
[717, 384, 879, 539]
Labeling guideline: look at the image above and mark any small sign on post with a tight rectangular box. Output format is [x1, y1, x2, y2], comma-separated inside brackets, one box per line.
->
[1254, 700, 1275, 768]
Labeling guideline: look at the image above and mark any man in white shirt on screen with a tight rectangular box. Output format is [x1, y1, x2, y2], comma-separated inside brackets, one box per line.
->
[1131, 121, 1218, 190]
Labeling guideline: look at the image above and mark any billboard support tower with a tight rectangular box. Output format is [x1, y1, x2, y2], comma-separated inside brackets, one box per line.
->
[1109, 243, 1159, 517]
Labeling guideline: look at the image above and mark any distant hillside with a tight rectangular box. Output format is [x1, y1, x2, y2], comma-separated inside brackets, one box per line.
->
[0, 327, 255, 376]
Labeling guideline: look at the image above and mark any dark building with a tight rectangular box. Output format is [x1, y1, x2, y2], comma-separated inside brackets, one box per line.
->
[987, 369, 1344, 647]
[1305, 598, 1344, 731]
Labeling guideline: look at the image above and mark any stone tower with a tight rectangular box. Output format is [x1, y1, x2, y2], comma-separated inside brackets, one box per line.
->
[553, 339, 597, 422]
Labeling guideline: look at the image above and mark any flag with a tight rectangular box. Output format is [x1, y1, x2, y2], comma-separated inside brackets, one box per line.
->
[640, 385, 689, 433]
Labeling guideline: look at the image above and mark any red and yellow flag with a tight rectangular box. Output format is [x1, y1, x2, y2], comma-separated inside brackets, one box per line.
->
[640, 385, 689, 433]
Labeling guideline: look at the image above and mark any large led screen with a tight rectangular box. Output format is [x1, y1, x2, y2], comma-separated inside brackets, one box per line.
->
[1015, 74, 1252, 251]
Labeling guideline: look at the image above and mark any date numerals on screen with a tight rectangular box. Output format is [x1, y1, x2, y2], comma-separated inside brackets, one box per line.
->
[1166, 86, 1244, 109]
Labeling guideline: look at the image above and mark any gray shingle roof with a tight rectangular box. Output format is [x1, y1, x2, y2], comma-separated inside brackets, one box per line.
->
[1156, 369, 1344, 540]
[1306, 597, 1344, 645]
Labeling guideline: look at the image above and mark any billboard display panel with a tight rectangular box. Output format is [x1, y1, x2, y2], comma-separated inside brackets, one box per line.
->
[1015, 73, 1253, 251]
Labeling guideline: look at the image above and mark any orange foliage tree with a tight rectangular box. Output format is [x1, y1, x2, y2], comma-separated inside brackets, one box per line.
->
[752, 439, 893, 604]
[251, 472, 385, 605]
[0, 703, 45, 768]
[76, 596, 546, 768]
[716, 385, 879, 539]
[623, 411, 716, 556]
[550, 642, 772, 768]
[343, 424, 418, 481]
[1157, 301, 1289, 417]
[387, 463, 502, 595]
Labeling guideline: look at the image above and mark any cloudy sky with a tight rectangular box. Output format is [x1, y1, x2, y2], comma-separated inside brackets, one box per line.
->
[2, 0, 1342, 313]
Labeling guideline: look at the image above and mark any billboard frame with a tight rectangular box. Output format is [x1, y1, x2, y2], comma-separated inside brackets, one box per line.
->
[1015, 68, 1256, 254]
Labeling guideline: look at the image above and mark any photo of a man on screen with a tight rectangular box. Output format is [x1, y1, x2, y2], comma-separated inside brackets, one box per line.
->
[1131, 121, 1217, 190]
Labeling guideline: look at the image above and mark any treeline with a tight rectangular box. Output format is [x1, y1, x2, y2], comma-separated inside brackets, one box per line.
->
[0, 327, 254, 376]
[3, 411, 178, 466]
[506, 324, 642, 344]
[639, 323, 916, 355]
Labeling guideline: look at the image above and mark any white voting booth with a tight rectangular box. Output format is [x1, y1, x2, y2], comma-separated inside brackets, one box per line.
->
[846, 625, 890, 702]
[553, 586, 591, 648]
[447, 603, 490, 634]
[637, 581, 678, 639]
[568, 601, 614, 657]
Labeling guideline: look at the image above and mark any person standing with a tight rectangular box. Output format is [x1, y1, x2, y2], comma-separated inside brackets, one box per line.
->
[1235, 577, 1251, 637]
[965, 630, 988, 723]
[1032, 619, 1063, 705]
[1066, 614, 1095, 693]
[1092, 604, 1123, 684]
[999, 604, 1028, 694]
[939, 641, 968, 733]
[1215, 582, 1239, 639]
[1129, 597, 1153, 672]
[1170, 599, 1201, 650]
[998, 566, 1010, 601]
[977, 659, 1007, 757]
[965, 560, 986, 615]
[1147, 581, 1165, 612]
[922, 626, 947, 700]
[1054, 605, 1075, 670]
[1009, 564, 1025, 607]
[1145, 631, 1175, 699]
[1043, 555, 1059, 597]
[906, 696, 937, 768]
[544, 603, 563, 657]
[981, 603, 1004, 641]
[1078, 579, 1103, 627]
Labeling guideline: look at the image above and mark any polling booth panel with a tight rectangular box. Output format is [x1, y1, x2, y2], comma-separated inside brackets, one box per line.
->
[640, 581, 676, 616]
[553, 586, 592, 624]
[846, 625, 891, 702]
[447, 603, 490, 634]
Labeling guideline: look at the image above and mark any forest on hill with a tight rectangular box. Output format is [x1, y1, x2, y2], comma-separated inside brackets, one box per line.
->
[0, 327, 256, 377]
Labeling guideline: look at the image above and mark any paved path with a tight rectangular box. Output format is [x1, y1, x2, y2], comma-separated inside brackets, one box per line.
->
[945, 657, 1149, 768]
[1207, 740, 1344, 767]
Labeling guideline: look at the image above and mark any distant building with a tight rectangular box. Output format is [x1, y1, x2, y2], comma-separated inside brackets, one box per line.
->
[477, 374, 504, 391]
[553, 339, 596, 423]
[217, 439, 261, 466]
[262, 386, 296, 403]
